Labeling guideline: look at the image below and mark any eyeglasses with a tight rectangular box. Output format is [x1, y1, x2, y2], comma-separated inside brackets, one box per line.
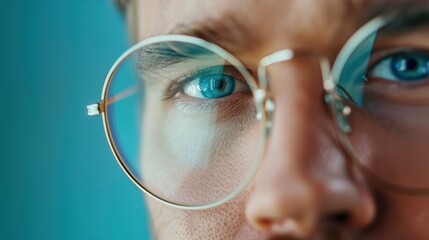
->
[87, 6, 429, 209]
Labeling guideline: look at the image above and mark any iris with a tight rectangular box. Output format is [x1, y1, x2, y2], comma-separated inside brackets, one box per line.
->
[199, 74, 236, 98]
[391, 52, 429, 81]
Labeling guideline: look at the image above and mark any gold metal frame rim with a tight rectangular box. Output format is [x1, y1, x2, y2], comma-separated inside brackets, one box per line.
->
[99, 35, 268, 210]
[329, 11, 429, 196]
[331, 13, 396, 81]
[96, 9, 429, 210]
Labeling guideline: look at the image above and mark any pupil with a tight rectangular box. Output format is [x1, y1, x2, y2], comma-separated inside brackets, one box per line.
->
[395, 57, 418, 72]
[212, 79, 225, 90]
[404, 58, 417, 71]
[392, 53, 428, 81]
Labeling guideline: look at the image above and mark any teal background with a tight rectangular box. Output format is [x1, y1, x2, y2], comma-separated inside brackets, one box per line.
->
[1, 1, 152, 239]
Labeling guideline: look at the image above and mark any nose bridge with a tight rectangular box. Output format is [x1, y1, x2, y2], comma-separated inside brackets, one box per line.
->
[245, 50, 376, 236]
[255, 50, 335, 214]
[261, 52, 331, 176]
[253, 48, 339, 200]
[256, 49, 332, 140]
[257, 49, 331, 91]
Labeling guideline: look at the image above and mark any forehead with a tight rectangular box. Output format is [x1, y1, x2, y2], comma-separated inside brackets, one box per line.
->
[136, 0, 355, 35]
[133, 0, 402, 55]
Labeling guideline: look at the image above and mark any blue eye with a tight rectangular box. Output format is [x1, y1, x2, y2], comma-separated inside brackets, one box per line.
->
[199, 74, 235, 98]
[369, 51, 429, 82]
[183, 73, 249, 99]
[391, 53, 429, 80]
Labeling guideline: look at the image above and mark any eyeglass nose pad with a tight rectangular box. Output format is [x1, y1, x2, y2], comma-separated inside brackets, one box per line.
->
[254, 89, 276, 137]
[264, 98, 275, 136]
[325, 94, 352, 134]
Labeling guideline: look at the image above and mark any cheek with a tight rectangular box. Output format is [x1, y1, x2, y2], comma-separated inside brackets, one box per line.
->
[342, 102, 429, 188]
[368, 192, 429, 239]
[146, 190, 261, 240]
[390, 196, 429, 234]
[140, 96, 261, 205]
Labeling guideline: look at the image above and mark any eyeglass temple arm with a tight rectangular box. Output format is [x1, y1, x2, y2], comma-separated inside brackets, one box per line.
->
[86, 84, 140, 116]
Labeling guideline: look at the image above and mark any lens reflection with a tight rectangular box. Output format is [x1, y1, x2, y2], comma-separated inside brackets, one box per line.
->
[335, 8, 429, 190]
[105, 39, 261, 206]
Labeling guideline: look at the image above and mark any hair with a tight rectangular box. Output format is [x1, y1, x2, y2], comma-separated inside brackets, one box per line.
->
[114, 0, 139, 42]
[115, 0, 129, 14]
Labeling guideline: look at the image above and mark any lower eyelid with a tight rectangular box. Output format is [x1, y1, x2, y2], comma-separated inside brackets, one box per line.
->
[172, 93, 255, 117]
[174, 99, 219, 113]
[364, 78, 429, 105]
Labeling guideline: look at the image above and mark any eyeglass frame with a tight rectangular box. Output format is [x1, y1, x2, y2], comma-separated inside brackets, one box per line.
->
[87, 10, 429, 210]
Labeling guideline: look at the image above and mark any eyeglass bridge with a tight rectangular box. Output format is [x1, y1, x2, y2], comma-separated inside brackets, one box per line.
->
[256, 48, 353, 135]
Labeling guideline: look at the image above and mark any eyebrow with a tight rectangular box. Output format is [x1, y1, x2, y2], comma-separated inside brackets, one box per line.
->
[169, 14, 256, 55]
[363, 0, 429, 21]
[168, 0, 424, 54]
[360, 1, 429, 39]
[133, 41, 217, 84]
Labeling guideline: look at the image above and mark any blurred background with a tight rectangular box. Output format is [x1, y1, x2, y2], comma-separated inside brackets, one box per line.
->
[1, 0, 152, 239]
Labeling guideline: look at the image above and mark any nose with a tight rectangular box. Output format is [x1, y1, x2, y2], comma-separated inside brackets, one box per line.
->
[245, 59, 375, 238]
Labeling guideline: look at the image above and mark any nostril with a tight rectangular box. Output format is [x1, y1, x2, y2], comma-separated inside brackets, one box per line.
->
[326, 211, 350, 224]
[257, 218, 273, 228]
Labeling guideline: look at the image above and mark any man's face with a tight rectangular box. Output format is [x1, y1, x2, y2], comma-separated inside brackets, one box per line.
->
[127, 0, 429, 239]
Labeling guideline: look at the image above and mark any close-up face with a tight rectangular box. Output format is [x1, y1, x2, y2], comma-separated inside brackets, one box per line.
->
[93, 0, 429, 239]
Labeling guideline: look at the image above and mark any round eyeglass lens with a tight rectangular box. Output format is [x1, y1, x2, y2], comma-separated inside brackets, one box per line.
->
[333, 8, 429, 191]
[103, 37, 263, 207]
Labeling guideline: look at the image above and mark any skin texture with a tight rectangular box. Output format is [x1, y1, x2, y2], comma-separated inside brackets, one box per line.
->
[123, 0, 429, 239]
